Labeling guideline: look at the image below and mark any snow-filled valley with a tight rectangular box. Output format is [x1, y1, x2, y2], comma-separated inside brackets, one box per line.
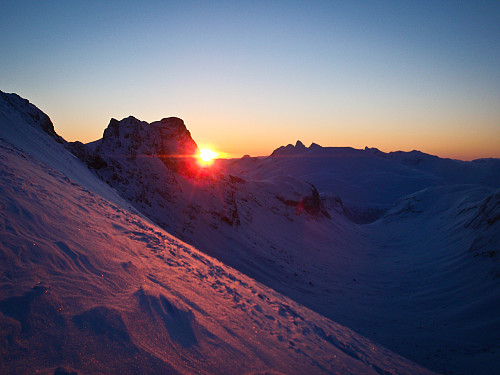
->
[1, 90, 499, 374]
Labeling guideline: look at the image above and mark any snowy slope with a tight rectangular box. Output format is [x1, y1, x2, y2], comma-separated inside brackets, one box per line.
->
[0, 93, 436, 374]
[0, 90, 135, 210]
[173, 181, 500, 375]
[355, 185, 500, 374]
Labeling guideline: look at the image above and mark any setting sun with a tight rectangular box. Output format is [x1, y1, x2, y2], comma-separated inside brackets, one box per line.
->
[198, 148, 219, 164]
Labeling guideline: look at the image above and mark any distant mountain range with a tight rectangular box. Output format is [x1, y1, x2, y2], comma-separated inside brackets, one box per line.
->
[227, 140, 500, 222]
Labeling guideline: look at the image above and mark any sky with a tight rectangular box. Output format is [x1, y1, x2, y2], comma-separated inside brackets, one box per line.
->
[1, 0, 499, 160]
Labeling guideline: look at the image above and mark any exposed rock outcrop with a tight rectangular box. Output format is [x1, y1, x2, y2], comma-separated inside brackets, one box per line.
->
[0, 90, 63, 143]
[96, 116, 198, 175]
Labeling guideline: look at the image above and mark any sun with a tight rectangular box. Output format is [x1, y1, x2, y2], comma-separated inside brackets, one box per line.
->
[198, 148, 219, 165]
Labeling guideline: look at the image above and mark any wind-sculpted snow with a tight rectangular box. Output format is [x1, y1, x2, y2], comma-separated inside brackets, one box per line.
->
[0, 94, 433, 375]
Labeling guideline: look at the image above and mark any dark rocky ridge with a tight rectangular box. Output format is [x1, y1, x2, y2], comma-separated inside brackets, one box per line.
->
[96, 116, 198, 175]
[0, 90, 63, 143]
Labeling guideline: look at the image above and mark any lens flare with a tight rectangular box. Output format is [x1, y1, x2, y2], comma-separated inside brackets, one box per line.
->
[198, 148, 219, 165]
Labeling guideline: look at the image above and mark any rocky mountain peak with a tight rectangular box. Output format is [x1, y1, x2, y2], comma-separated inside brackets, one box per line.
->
[271, 140, 310, 156]
[96, 115, 198, 175]
[157, 116, 185, 129]
[295, 140, 306, 151]
[0, 90, 63, 143]
[309, 142, 322, 150]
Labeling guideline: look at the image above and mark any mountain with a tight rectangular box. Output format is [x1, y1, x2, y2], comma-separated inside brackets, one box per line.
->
[4, 136, 403, 374]
[0, 93, 437, 374]
[221, 142, 500, 373]
[226, 141, 500, 223]
[0, 91, 63, 144]
[2, 90, 499, 374]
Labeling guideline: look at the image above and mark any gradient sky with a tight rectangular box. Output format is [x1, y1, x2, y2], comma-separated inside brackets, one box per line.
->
[1, 1, 499, 159]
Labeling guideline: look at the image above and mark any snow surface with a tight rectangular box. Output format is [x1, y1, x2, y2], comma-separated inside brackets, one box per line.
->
[0, 93, 437, 373]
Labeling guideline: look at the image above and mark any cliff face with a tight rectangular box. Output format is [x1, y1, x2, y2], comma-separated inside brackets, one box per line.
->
[97, 116, 198, 175]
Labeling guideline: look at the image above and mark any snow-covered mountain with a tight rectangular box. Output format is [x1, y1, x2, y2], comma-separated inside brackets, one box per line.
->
[1, 90, 499, 374]
[71, 115, 500, 374]
[4, 138, 423, 374]
[226, 141, 500, 223]
[223, 143, 500, 374]
[0, 93, 438, 374]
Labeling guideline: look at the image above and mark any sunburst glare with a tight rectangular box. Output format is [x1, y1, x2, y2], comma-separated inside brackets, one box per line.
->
[198, 148, 219, 165]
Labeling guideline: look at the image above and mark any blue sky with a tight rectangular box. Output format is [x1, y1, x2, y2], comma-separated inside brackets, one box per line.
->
[1, 0, 499, 159]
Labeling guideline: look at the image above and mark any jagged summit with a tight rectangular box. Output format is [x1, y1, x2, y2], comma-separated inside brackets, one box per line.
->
[309, 142, 322, 150]
[295, 140, 306, 151]
[156, 116, 187, 129]
[96, 115, 198, 173]
[270, 141, 331, 156]
[271, 140, 317, 156]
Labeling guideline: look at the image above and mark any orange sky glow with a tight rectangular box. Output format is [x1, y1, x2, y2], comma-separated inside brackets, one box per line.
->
[1, 2, 499, 161]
